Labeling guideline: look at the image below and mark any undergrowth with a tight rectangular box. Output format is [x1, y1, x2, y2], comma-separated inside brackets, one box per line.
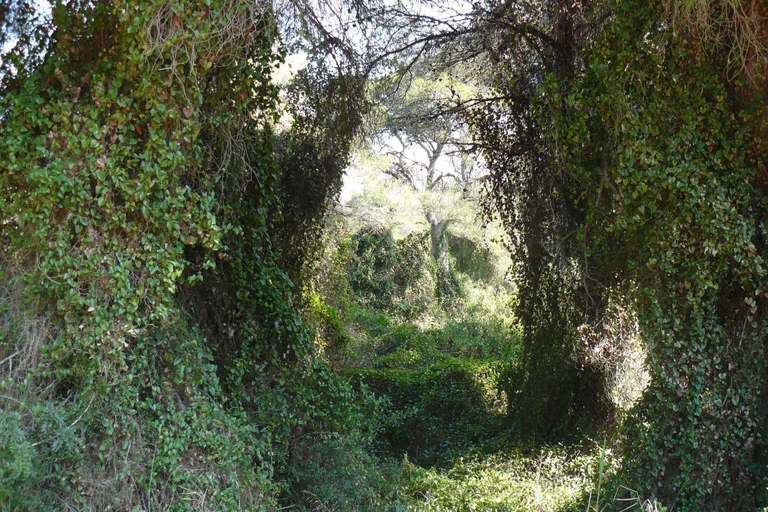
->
[401, 445, 618, 511]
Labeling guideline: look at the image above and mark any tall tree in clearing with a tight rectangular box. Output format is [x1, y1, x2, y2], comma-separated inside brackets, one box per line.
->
[369, 67, 484, 292]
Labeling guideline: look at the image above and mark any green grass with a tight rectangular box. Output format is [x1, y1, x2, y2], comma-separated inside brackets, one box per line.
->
[327, 296, 638, 512]
[399, 444, 617, 511]
[335, 302, 621, 511]
[305, 200, 632, 510]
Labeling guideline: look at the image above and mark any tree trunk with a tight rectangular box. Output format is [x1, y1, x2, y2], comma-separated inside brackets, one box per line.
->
[427, 210, 450, 275]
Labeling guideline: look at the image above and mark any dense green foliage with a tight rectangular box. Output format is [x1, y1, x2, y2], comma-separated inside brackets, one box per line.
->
[347, 228, 436, 320]
[0, 1, 373, 509]
[272, 68, 365, 291]
[324, 211, 606, 510]
[469, 0, 615, 442]
[543, 1, 768, 505]
[471, 0, 768, 508]
[5, 0, 768, 509]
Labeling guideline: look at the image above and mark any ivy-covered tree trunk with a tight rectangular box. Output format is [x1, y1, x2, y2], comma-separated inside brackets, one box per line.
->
[0, 1, 371, 508]
[427, 210, 450, 275]
[465, 0, 616, 441]
[469, 0, 768, 506]
[538, 1, 768, 507]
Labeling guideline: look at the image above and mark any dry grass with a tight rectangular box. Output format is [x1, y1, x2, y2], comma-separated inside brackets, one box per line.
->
[666, 0, 768, 79]
[0, 264, 55, 380]
[576, 295, 650, 412]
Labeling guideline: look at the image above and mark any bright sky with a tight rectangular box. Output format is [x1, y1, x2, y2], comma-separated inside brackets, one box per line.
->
[1, 0, 51, 65]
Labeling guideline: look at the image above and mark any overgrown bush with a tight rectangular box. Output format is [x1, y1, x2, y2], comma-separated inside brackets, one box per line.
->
[348, 228, 437, 320]
[539, 0, 768, 506]
[0, 0, 384, 508]
[355, 358, 506, 466]
[446, 232, 497, 284]
[0, 409, 38, 509]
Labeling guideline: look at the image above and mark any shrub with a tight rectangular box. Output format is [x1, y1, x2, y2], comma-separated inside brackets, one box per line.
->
[348, 228, 436, 320]
[354, 359, 506, 466]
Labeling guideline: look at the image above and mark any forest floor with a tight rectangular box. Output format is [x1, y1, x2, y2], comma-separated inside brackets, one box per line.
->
[338, 306, 617, 511]
[318, 181, 629, 511]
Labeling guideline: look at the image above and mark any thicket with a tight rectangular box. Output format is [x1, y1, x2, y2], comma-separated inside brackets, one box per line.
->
[5, 0, 768, 509]
[0, 1, 379, 509]
[471, 0, 768, 507]
[347, 227, 436, 320]
[320, 193, 604, 510]
[331, 174, 521, 464]
[545, 2, 768, 505]
[469, 0, 616, 443]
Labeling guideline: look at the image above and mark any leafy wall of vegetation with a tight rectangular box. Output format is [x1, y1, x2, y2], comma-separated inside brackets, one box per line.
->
[544, 1, 768, 505]
[347, 227, 437, 320]
[0, 1, 373, 509]
[473, 0, 768, 507]
[4, 0, 768, 509]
